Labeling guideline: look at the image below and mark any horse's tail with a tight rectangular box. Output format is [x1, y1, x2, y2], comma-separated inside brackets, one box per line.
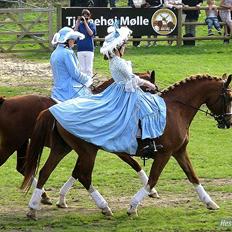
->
[20, 109, 54, 192]
[0, 96, 5, 105]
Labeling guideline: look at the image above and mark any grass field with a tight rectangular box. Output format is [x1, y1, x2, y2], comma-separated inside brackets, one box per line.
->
[0, 8, 232, 231]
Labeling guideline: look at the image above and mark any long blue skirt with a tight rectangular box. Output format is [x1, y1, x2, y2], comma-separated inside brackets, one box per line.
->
[49, 83, 166, 155]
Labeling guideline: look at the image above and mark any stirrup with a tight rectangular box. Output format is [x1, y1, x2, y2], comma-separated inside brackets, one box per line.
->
[141, 141, 163, 157]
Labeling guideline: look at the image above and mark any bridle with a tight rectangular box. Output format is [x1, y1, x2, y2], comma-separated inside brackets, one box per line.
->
[172, 81, 232, 129]
[210, 81, 232, 129]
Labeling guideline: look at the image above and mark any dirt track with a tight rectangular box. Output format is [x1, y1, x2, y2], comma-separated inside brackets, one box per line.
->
[0, 53, 52, 89]
[0, 54, 106, 93]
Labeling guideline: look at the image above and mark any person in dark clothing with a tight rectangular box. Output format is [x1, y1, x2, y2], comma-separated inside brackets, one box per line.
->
[94, 0, 108, 6]
[182, 0, 203, 37]
[109, 0, 116, 7]
[70, 0, 94, 6]
[128, 0, 142, 47]
[145, 0, 163, 46]
[128, 0, 134, 7]
[145, 0, 163, 7]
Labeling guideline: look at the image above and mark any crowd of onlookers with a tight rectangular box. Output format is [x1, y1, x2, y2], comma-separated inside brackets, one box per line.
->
[70, 0, 232, 46]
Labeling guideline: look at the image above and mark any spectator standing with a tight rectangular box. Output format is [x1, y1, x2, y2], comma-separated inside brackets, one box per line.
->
[219, 0, 232, 36]
[222, 12, 232, 43]
[164, 0, 183, 45]
[128, 0, 146, 47]
[205, 0, 222, 35]
[74, 9, 96, 77]
[145, 0, 163, 47]
[182, 0, 203, 38]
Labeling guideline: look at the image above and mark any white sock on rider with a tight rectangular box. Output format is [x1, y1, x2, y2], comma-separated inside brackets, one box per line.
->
[29, 188, 43, 210]
[60, 176, 76, 196]
[32, 178, 45, 194]
[88, 186, 108, 209]
[194, 184, 212, 203]
[130, 185, 150, 208]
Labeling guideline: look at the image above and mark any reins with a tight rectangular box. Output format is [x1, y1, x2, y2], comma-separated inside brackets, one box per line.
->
[158, 81, 232, 126]
[174, 100, 215, 117]
[141, 80, 232, 166]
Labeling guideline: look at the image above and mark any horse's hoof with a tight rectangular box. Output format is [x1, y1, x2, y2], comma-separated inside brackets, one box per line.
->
[41, 197, 52, 205]
[127, 206, 138, 217]
[26, 208, 37, 221]
[102, 206, 113, 216]
[206, 201, 220, 210]
[149, 189, 160, 199]
[56, 201, 68, 208]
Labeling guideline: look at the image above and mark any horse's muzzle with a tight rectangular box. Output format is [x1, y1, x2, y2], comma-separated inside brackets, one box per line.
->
[216, 114, 232, 129]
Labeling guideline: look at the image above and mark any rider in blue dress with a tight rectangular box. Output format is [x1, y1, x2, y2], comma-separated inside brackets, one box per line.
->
[49, 25, 166, 156]
[50, 27, 93, 102]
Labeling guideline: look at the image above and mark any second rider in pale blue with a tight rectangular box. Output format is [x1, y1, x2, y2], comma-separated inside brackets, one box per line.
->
[50, 27, 93, 102]
[49, 25, 166, 156]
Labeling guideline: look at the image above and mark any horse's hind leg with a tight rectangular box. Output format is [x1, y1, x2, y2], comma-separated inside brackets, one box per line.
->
[27, 145, 70, 220]
[16, 140, 52, 205]
[73, 147, 113, 216]
[173, 144, 219, 210]
[116, 153, 160, 198]
[56, 161, 79, 208]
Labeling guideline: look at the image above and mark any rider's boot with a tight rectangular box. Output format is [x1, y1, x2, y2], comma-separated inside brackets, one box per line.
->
[141, 138, 163, 158]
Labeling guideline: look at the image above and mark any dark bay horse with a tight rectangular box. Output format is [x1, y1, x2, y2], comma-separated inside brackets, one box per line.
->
[21, 74, 232, 220]
[0, 71, 158, 205]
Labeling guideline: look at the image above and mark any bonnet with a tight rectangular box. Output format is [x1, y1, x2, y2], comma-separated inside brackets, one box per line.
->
[100, 22, 132, 58]
[51, 27, 85, 46]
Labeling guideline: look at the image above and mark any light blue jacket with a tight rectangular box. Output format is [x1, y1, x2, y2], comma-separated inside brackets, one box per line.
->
[50, 44, 92, 101]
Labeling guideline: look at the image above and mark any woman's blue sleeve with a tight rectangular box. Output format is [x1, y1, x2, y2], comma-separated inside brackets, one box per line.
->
[64, 50, 91, 86]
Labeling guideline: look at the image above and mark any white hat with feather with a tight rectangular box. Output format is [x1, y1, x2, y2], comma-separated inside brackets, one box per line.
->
[100, 22, 132, 57]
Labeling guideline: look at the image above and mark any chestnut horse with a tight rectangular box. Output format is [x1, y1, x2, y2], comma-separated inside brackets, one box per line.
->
[21, 74, 232, 220]
[0, 71, 158, 204]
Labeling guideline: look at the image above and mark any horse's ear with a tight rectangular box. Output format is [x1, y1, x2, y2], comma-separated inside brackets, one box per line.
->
[225, 74, 232, 88]
[222, 73, 227, 79]
[150, 70, 155, 84]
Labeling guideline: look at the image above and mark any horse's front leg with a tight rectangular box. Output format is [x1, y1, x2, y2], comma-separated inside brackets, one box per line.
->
[173, 146, 219, 210]
[127, 153, 171, 216]
[117, 153, 160, 198]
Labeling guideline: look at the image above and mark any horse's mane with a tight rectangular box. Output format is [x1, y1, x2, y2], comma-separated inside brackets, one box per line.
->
[0, 96, 5, 104]
[160, 74, 223, 96]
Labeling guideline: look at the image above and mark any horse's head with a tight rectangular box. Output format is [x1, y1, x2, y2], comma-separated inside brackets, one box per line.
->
[206, 74, 232, 129]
